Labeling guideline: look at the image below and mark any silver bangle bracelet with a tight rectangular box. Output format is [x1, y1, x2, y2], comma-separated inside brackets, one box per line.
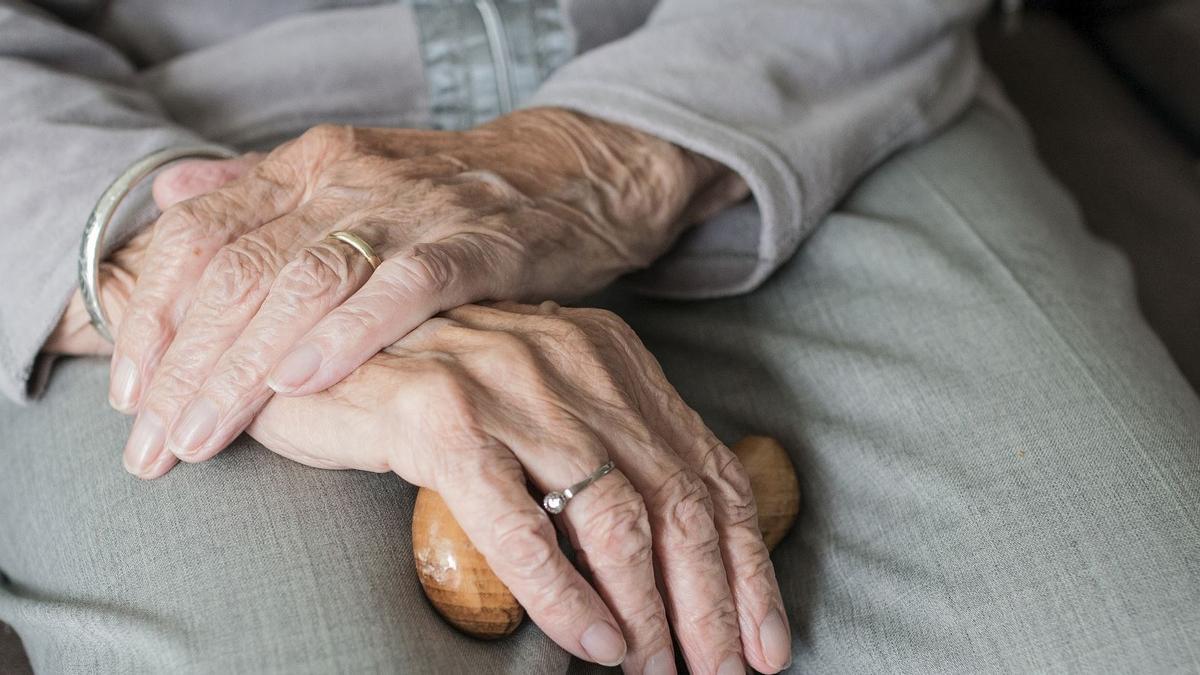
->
[79, 144, 237, 343]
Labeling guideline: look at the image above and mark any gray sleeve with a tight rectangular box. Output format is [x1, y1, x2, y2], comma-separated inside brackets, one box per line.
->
[0, 2, 213, 403]
[528, 0, 989, 298]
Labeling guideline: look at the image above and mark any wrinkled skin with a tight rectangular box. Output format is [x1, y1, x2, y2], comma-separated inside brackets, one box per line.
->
[101, 108, 748, 484]
[45, 110, 791, 673]
[50, 287, 791, 675]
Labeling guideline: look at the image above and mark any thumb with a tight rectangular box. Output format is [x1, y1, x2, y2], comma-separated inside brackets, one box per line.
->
[152, 153, 263, 210]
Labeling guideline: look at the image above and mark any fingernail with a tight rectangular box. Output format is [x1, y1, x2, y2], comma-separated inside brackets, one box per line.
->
[759, 609, 792, 671]
[110, 356, 139, 411]
[123, 412, 165, 476]
[717, 654, 745, 675]
[644, 649, 676, 675]
[144, 442, 179, 478]
[268, 343, 322, 393]
[168, 398, 219, 457]
[580, 622, 626, 667]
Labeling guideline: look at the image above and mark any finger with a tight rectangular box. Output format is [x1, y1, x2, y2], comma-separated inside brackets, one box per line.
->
[666, 426, 790, 673]
[267, 232, 517, 396]
[610, 328, 791, 673]
[513, 428, 674, 675]
[109, 157, 305, 414]
[152, 154, 264, 210]
[440, 448, 630, 668]
[555, 466, 676, 675]
[606, 437, 743, 675]
[166, 238, 375, 462]
[122, 207, 326, 476]
[396, 320, 673, 671]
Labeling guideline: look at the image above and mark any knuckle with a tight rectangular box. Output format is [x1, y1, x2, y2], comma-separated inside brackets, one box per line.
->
[156, 201, 225, 245]
[530, 568, 592, 622]
[738, 545, 778, 584]
[532, 313, 595, 355]
[418, 361, 468, 404]
[214, 349, 269, 394]
[323, 302, 379, 340]
[245, 156, 297, 192]
[490, 510, 559, 580]
[448, 169, 528, 207]
[144, 365, 198, 408]
[120, 304, 173, 346]
[626, 602, 670, 637]
[480, 331, 537, 370]
[410, 361, 489, 446]
[707, 443, 758, 529]
[274, 248, 350, 302]
[202, 241, 275, 306]
[571, 307, 629, 334]
[585, 491, 653, 569]
[389, 244, 457, 295]
[152, 206, 202, 247]
[154, 204, 196, 235]
[586, 310, 643, 352]
[654, 469, 719, 549]
[689, 600, 742, 638]
[526, 314, 628, 403]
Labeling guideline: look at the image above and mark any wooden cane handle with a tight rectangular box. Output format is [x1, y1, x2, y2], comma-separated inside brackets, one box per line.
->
[412, 436, 800, 639]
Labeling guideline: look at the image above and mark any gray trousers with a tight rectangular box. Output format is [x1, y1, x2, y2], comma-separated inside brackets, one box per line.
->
[3, 104, 1198, 673]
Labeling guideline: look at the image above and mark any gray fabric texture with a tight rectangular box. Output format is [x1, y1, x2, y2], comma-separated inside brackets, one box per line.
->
[0, 0, 986, 403]
[3, 104, 1199, 673]
[978, 10, 1200, 391]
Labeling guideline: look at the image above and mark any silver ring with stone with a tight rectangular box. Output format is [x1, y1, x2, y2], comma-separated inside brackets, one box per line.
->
[542, 460, 615, 514]
[79, 144, 237, 343]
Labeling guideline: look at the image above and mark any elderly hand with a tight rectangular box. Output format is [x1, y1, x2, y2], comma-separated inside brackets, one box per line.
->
[247, 301, 791, 674]
[107, 108, 748, 477]
[55, 268, 793, 672]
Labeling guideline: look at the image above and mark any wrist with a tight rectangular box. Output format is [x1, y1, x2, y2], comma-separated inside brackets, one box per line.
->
[482, 108, 741, 255]
[550, 107, 725, 231]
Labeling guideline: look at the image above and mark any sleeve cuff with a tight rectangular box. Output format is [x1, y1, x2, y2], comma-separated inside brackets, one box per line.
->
[0, 157, 195, 404]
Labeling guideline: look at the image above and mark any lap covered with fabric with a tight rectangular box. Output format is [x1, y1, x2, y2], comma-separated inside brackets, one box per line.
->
[598, 102, 1200, 672]
[3, 103, 1198, 672]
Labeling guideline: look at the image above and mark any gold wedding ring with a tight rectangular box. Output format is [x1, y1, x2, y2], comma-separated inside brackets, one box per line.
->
[326, 230, 382, 270]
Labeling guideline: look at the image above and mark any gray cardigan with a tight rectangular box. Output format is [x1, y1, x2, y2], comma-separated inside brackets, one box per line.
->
[0, 0, 989, 403]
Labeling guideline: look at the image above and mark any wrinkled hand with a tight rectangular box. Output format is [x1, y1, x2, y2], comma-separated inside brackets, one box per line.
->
[107, 108, 747, 478]
[248, 302, 791, 674]
[46, 138, 788, 673]
[56, 271, 792, 672]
